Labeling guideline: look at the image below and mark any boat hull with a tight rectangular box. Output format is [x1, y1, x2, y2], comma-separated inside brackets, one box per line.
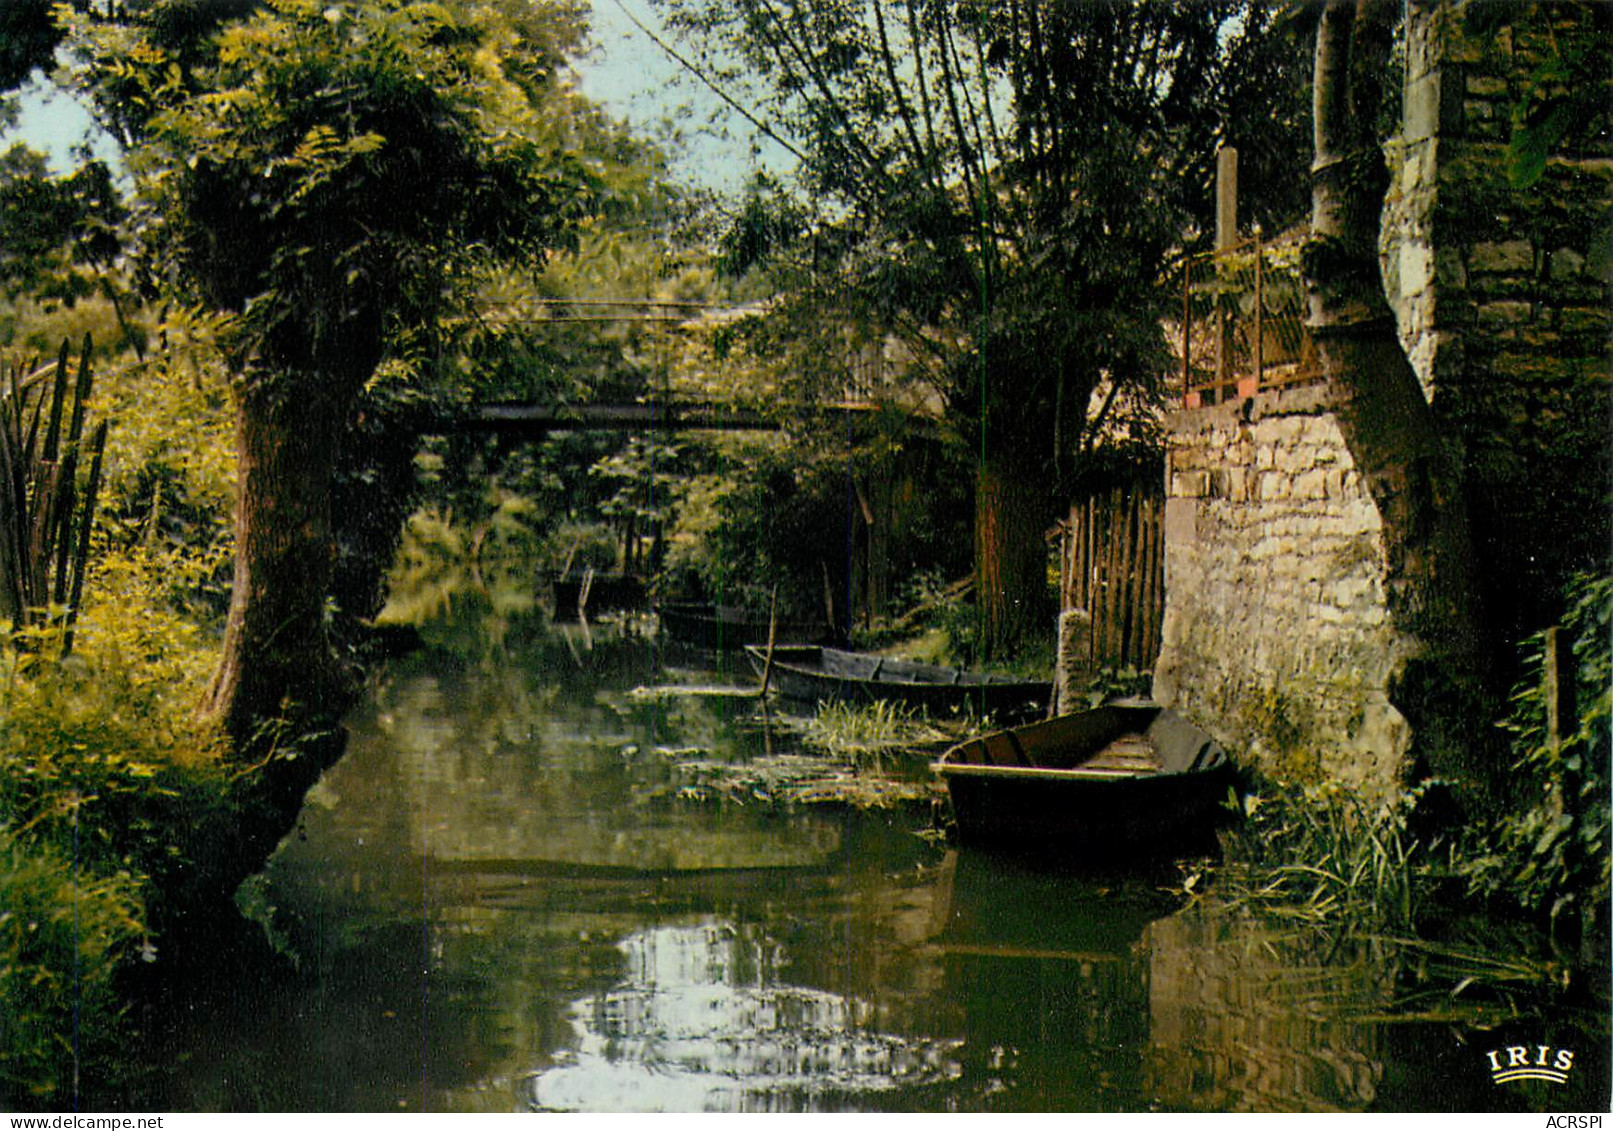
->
[942, 765, 1234, 853]
[937, 703, 1235, 855]
[745, 645, 1047, 718]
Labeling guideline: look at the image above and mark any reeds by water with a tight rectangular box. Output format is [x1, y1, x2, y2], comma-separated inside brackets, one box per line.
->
[0, 336, 108, 653]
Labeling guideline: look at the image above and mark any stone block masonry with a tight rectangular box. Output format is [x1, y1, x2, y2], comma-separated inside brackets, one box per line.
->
[1142, 1, 1605, 798]
[1153, 388, 1416, 796]
[1385, 0, 1612, 648]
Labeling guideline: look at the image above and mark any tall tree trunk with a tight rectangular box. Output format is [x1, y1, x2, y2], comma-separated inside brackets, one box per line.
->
[1306, 0, 1492, 796]
[974, 452, 1053, 661]
[176, 366, 364, 914]
[203, 369, 354, 747]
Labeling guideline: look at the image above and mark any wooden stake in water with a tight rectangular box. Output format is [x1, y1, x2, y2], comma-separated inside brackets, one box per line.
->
[759, 587, 779, 700]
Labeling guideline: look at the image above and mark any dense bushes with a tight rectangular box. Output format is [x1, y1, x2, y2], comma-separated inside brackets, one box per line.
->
[1460, 573, 1611, 939]
[0, 832, 141, 1102]
[663, 433, 970, 630]
[0, 562, 236, 1106]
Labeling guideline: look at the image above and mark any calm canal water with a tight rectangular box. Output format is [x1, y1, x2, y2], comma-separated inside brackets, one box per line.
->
[126, 599, 1608, 1113]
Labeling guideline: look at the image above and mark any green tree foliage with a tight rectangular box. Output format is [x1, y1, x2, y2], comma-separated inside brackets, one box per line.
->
[72, 1, 596, 383]
[657, 0, 1310, 657]
[1462, 574, 1611, 940]
[0, 145, 135, 348]
[63, 0, 604, 747]
[0, 0, 66, 92]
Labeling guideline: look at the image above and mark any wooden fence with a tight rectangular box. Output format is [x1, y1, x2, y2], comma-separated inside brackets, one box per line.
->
[1059, 484, 1164, 672]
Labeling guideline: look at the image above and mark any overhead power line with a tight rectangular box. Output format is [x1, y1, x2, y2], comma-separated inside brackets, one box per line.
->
[608, 0, 808, 164]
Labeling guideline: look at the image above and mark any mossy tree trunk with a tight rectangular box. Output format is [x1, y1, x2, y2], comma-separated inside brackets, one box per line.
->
[202, 368, 356, 747]
[1306, 0, 1493, 796]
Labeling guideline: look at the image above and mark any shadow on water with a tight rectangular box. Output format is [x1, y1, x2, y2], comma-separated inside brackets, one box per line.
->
[103, 591, 1610, 1113]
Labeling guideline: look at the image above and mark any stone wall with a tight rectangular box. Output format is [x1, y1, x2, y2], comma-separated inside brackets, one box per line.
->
[1385, 0, 1612, 646]
[1153, 2, 1608, 793]
[1152, 387, 1415, 794]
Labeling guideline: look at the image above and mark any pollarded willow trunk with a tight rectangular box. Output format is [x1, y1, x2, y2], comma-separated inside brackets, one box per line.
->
[203, 368, 354, 748]
[180, 364, 368, 909]
[974, 452, 1054, 662]
[1306, 0, 1492, 797]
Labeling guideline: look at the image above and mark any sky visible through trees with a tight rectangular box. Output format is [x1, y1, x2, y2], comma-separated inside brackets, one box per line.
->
[3, 1, 792, 191]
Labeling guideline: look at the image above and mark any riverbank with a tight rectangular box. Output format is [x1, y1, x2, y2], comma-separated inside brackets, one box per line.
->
[5, 585, 1608, 1110]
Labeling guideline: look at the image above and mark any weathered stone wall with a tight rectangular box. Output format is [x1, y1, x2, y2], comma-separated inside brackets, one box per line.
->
[1153, 388, 1415, 794]
[1385, 0, 1612, 646]
[1155, 3, 1608, 792]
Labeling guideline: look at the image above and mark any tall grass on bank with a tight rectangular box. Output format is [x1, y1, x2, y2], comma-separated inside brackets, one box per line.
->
[1458, 572, 1611, 940]
[1217, 779, 1429, 937]
[1209, 575, 1611, 1015]
[0, 575, 233, 1106]
[1211, 780, 1590, 1020]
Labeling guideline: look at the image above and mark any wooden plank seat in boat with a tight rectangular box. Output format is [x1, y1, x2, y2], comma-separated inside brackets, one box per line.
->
[935, 701, 1237, 852]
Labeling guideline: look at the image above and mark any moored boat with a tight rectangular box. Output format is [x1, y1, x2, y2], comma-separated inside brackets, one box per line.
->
[657, 602, 834, 649]
[935, 700, 1235, 854]
[744, 644, 1047, 717]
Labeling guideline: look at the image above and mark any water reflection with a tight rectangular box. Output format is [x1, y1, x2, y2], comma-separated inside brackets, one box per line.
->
[1144, 907, 1390, 1111]
[115, 599, 1608, 1113]
[527, 921, 964, 1112]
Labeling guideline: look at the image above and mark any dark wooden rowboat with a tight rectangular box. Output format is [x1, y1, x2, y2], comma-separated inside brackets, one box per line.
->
[936, 701, 1235, 854]
[657, 602, 834, 649]
[744, 644, 1047, 717]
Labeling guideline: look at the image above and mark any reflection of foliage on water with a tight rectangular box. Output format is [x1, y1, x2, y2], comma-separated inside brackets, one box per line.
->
[1145, 901, 1396, 1112]
[378, 505, 543, 647]
[1145, 893, 1609, 1111]
[1211, 775, 1606, 1042]
[603, 684, 763, 765]
[241, 569, 1613, 1113]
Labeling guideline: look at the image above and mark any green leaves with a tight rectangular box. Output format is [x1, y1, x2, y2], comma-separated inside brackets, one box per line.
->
[1506, 98, 1574, 190]
[1465, 2, 1612, 190]
[69, 0, 604, 389]
[1460, 573, 1612, 936]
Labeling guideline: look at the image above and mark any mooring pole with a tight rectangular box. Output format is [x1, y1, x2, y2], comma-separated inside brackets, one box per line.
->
[758, 586, 779, 701]
[1215, 146, 1238, 401]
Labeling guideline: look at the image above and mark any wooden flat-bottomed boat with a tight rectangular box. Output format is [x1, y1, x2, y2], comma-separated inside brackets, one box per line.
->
[744, 644, 1047, 718]
[936, 701, 1235, 854]
[657, 602, 834, 649]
